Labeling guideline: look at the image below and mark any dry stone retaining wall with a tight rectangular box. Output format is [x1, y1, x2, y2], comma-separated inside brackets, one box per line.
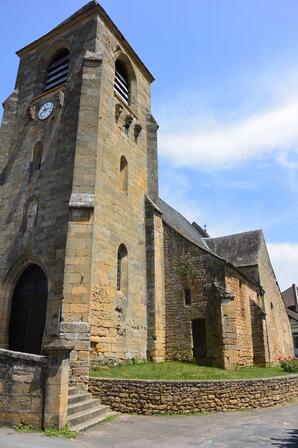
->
[88, 375, 298, 415]
[0, 349, 47, 428]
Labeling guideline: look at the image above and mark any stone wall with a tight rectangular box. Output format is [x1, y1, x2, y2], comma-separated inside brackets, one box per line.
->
[163, 223, 224, 364]
[162, 223, 267, 369]
[145, 198, 166, 362]
[0, 349, 47, 428]
[0, 10, 98, 353]
[257, 237, 293, 362]
[88, 13, 153, 367]
[224, 268, 268, 368]
[88, 375, 298, 415]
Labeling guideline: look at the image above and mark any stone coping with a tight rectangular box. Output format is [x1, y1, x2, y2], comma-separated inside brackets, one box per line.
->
[88, 374, 298, 384]
[0, 348, 47, 363]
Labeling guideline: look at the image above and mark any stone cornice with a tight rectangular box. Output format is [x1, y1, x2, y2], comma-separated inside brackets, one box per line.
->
[69, 193, 95, 209]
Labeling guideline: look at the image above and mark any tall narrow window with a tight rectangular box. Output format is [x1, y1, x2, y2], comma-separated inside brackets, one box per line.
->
[114, 60, 129, 104]
[117, 244, 128, 296]
[32, 142, 43, 171]
[120, 156, 128, 194]
[183, 288, 191, 306]
[45, 49, 70, 91]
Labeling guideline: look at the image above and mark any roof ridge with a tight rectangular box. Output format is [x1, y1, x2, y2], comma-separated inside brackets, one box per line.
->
[205, 229, 263, 241]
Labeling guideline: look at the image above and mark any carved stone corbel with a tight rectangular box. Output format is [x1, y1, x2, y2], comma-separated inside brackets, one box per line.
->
[134, 123, 142, 141]
[124, 114, 133, 129]
[115, 103, 123, 121]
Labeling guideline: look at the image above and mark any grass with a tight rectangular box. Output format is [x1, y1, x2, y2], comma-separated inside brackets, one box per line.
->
[44, 425, 78, 439]
[103, 414, 118, 423]
[15, 423, 78, 439]
[90, 361, 290, 381]
[15, 423, 37, 433]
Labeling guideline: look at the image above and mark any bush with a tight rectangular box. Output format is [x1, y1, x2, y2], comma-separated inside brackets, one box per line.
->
[280, 357, 298, 373]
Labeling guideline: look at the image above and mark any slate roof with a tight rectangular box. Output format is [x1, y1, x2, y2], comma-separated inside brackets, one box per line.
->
[157, 198, 216, 254]
[282, 284, 298, 309]
[287, 308, 298, 322]
[203, 230, 263, 267]
[153, 198, 264, 292]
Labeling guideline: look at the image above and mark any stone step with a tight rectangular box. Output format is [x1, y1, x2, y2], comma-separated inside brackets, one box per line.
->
[70, 411, 117, 433]
[68, 391, 92, 405]
[68, 398, 103, 416]
[68, 403, 110, 428]
[68, 386, 82, 397]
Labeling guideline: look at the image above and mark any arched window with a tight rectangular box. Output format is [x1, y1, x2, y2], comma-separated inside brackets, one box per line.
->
[45, 49, 70, 91]
[114, 60, 129, 104]
[120, 156, 128, 194]
[32, 142, 43, 171]
[117, 244, 128, 295]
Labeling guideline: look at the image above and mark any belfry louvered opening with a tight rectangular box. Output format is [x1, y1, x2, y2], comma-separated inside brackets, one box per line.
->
[45, 49, 70, 91]
[114, 60, 129, 104]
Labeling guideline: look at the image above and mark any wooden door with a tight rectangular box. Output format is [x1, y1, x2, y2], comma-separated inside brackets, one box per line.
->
[192, 319, 207, 360]
[9, 265, 48, 354]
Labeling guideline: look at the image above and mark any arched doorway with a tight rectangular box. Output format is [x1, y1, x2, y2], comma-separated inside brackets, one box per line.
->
[9, 264, 48, 354]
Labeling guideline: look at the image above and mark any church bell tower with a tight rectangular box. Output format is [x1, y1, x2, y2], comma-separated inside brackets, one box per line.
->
[0, 1, 157, 375]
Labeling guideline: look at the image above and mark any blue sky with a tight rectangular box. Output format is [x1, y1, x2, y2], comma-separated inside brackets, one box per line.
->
[1, 0, 297, 289]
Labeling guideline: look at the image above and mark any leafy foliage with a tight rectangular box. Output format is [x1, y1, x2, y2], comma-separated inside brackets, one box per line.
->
[280, 357, 298, 373]
[15, 423, 78, 439]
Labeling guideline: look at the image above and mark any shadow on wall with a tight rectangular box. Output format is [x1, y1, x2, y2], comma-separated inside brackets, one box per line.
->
[272, 429, 298, 447]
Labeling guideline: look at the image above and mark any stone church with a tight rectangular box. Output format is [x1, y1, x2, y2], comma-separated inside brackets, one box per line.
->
[0, 1, 293, 377]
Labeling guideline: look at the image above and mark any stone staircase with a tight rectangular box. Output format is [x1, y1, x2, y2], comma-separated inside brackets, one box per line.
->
[68, 384, 116, 432]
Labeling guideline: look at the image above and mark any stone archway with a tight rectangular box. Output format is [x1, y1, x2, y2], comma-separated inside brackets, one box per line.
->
[9, 264, 48, 355]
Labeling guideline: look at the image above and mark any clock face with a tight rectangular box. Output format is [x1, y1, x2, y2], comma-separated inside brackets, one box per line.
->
[38, 101, 54, 120]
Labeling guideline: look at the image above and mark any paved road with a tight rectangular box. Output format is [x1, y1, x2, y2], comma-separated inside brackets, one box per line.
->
[1, 404, 298, 447]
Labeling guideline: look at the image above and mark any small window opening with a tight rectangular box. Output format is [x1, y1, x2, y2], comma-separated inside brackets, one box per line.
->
[32, 142, 43, 171]
[117, 244, 128, 295]
[45, 49, 70, 91]
[120, 156, 128, 194]
[183, 288, 191, 306]
[114, 60, 129, 104]
[270, 302, 274, 310]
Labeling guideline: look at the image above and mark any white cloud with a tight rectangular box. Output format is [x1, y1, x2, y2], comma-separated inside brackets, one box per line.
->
[159, 99, 298, 169]
[160, 174, 245, 237]
[267, 243, 298, 291]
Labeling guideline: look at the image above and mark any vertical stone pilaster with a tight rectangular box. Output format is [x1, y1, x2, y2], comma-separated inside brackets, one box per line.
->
[146, 114, 159, 203]
[44, 339, 73, 429]
[213, 281, 239, 370]
[145, 197, 166, 361]
[60, 52, 103, 377]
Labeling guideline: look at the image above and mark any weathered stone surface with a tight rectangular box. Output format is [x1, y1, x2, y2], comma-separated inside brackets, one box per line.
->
[0, 0, 292, 384]
[88, 375, 298, 415]
[0, 350, 46, 428]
